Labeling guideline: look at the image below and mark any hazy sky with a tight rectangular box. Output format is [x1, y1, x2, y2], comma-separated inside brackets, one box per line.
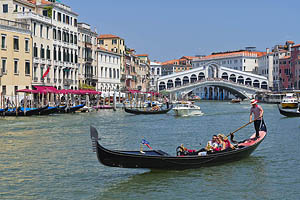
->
[65, 0, 300, 62]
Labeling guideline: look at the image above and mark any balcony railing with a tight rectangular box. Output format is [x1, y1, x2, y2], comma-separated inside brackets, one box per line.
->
[63, 79, 72, 86]
[33, 77, 38, 82]
[58, 79, 62, 83]
[0, 18, 30, 30]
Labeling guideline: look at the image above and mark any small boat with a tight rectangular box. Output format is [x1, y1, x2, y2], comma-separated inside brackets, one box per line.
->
[124, 106, 172, 115]
[173, 101, 202, 116]
[4, 105, 48, 116]
[281, 93, 298, 109]
[62, 104, 85, 113]
[231, 98, 241, 103]
[277, 104, 300, 117]
[40, 106, 59, 115]
[90, 124, 267, 170]
[188, 95, 201, 101]
[0, 107, 8, 116]
[93, 105, 114, 110]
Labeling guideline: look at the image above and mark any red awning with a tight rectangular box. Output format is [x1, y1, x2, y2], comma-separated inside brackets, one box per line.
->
[16, 89, 39, 94]
[33, 86, 59, 94]
[128, 89, 141, 94]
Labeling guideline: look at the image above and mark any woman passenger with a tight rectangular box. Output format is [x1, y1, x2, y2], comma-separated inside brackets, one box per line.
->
[218, 134, 235, 150]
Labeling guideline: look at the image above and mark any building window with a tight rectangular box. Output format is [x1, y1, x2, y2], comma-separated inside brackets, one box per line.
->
[112, 39, 117, 45]
[1, 34, 6, 49]
[25, 61, 30, 75]
[33, 23, 36, 36]
[47, 46, 50, 59]
[58, 12, 61, 21]
[46, 26, 49, 39]
[14, 59, 19, 74]
[41, 45, 45, 59]
[13, 37, 19, 51]
[99, 39, 104, 45]
[58, 30, 61, 41]
[53, 46, 57, 60]
[3, 4, 8, 13]
[53, 10, 56, 20]
[2, 86, 6, 95]
[1, 58, 7, 73]
[63, 14, 65, 23]
[34, 43, 38, 57]
[40, 24, 43, 38]
[53, 28, 56, 39]
[25, 38, 29, 52]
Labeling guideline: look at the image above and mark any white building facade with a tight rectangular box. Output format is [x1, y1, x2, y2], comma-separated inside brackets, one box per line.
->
[192, 50, 262, 74]
[150, 61, 161, 91]
[97, 48, 121, 94]
[51, 2, 78, 90]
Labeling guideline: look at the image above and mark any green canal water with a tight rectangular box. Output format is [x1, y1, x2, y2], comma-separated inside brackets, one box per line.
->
[0, 101, 299, 200]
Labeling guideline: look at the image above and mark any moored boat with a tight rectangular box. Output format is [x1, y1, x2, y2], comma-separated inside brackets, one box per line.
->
[90, 125, 267, 170]
[124, 106, 172, 115]
[281, 93, 298, 109]
[277, 104, 300, 117]
[4, 105, 48, 116]
[231, 98, 241, 103]
[40, 106, 59, 115]
[173, 101, 202, 116]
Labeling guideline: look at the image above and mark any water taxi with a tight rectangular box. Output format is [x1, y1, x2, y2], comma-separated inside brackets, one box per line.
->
[173, 101, 202, 116]
[281, 93, 298, 109]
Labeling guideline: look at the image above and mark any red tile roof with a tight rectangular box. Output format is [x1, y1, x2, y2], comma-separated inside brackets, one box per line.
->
[292, 44, 300, 48]
[98, 34, 120, 39]
[136, 54, 148, 57]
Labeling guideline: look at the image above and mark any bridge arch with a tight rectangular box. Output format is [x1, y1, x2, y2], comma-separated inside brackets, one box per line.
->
[237, 76, 244, 84]
[175, 78, 181, 87]
[229, 74, 237, 82]
[198, 72, 205, 80]
[206, 62, 220, 78]
[245, 78, 252, 86]
[167, 80, 174, 89]
[183, 76, 189, 85]
[253, 80, 260, 88]
[190, 74, 197, 83]
[222, 72, 228, 80]
[159, 82, 166, 90]
[261, 81, 268, 89]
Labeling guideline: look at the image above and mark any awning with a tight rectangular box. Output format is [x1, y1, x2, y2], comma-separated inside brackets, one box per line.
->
[16, 89, 39, 94]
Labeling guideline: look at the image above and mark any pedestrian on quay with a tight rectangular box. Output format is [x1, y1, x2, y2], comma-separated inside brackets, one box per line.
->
[249, 99, 264, 139]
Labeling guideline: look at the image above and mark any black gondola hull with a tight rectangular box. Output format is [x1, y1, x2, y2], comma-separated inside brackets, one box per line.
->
[39, 106, 59, 115]
[4, 105, 48, 116]
[278, 105, 300, 117]
[91, 127, 266, 170]
[124, 106, 172, 115]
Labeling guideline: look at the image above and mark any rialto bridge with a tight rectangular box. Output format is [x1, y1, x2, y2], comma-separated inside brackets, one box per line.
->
[157, 62, 270, 100]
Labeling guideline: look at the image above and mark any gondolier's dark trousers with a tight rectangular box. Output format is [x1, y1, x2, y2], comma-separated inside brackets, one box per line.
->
[254, 119, 265, 138]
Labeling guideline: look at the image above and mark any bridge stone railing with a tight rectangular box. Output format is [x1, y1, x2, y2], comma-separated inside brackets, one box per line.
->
[161, 78, 270, 95]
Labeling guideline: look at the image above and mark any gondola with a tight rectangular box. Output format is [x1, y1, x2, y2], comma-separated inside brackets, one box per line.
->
[0, 107, 8, 116]
[124, 105, 173, 115]
[4, 105, 48, 116]
[90, 124, 267, 170]
[58, 104, 85, 113]
[39, 106, 59, 115]
[277, 104, 300, 117]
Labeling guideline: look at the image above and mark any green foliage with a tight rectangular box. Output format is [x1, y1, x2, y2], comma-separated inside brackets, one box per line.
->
[44, 6, 53, 18]
[79, 83, 96, 90]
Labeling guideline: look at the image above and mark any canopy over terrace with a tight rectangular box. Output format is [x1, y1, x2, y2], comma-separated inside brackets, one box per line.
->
[29, 86, 101, 95]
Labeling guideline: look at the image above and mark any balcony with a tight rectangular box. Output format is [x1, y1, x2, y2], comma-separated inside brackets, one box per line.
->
[14, 12, 51, 24]
[84, 57, 93, 63]
[63, 79, 72, 86]
[0, 18, 30, 31]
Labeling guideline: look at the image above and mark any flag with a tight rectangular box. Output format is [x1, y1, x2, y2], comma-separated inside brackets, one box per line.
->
[42, 66, 50, 79]
[141, 139, 153, 150]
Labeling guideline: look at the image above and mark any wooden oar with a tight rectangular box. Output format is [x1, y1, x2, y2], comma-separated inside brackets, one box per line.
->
[227, 116, 261, 138]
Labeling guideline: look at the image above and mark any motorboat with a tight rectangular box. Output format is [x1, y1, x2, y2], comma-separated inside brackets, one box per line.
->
[280, 93, 298, 109]
[173, 101, 202, 116]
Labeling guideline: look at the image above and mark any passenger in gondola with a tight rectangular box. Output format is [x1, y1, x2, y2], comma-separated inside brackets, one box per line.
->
[218, 134, 236, 150]
[204, 135, 221, 152]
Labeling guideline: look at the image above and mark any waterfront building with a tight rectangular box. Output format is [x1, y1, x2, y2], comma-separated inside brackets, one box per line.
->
[258, 48, 273, 89]
[96, 47, 121, 94]
[0, 18, 32, 97]
[192, 48, 264, 74]
[135, 54, 150, 92]
[279, 55, 291, 89]
[290, 44, 300, 89]
[77, 22, 98, 89]
[51, 2, 78, 90]
[150, 61, 162, 91]
[123, 51, 138, 90]
[97, 34, 125, 88]
[14, 1, 54, 88]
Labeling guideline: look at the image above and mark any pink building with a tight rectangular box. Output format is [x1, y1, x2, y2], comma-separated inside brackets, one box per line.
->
[291, 44, 300, 89]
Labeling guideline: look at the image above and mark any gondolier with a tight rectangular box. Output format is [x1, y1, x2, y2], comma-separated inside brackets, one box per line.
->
[249, 99, 264, 139]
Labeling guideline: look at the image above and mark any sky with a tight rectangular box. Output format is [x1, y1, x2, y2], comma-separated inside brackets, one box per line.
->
[64, 0, 300, 62]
